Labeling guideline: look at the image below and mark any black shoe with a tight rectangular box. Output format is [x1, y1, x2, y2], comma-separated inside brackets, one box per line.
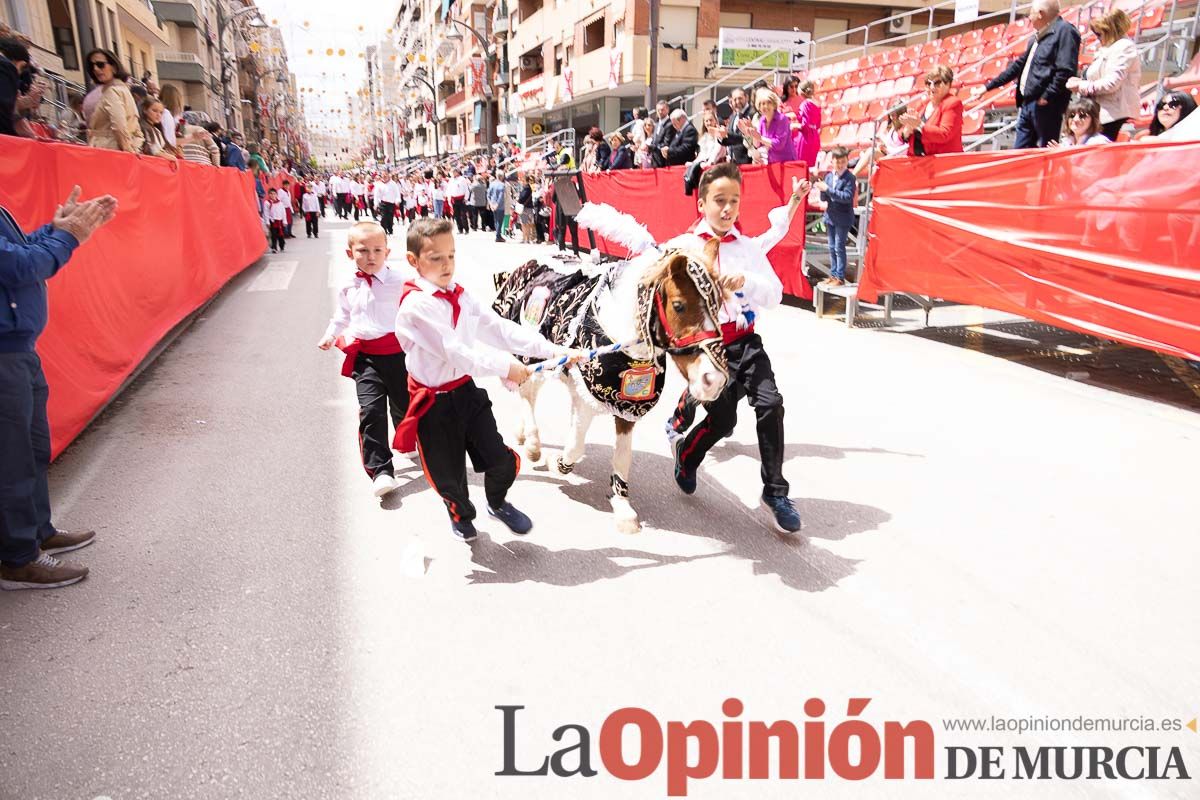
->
[450, 519, 478, 542]
[761, 495, 802, 533]
[487, 502, 532, 534]
[673, 438, 696, 495]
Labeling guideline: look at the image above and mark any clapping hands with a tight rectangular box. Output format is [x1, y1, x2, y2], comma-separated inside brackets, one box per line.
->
[51, 186, 118, 244]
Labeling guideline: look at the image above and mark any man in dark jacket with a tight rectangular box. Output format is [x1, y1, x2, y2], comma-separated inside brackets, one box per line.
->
[662, 109, 699, 166]
[0, 187, 116, 590]
[718, 88, 755, 164]
[649, 100, 673, 167]
[985, 0, 1080, 148]
[0, 37, 32, 138]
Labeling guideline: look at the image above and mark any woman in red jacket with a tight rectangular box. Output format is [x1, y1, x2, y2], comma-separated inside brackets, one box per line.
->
[899, 65, 964, 155]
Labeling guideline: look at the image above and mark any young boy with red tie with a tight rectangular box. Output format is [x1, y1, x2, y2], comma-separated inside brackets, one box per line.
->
[664, 162, 809, 533]
[318, 221, 414, 498]
[393, 218, 583, 541]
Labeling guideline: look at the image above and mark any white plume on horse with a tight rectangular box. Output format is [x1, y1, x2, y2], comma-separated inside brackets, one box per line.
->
[575, 202, 658, 256]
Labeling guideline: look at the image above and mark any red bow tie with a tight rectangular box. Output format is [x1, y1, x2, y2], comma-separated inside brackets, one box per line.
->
[435, 284, 464, 327]
[698, 231, 737, 243]
[355, 270, 376, 286]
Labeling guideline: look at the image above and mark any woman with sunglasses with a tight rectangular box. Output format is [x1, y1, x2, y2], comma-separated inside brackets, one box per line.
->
[898, 65, 963, 156]
[1053, 97, 1110, 146]
[1066, 9, 1140, 141]
[1148, 90, 1197, 137]
[82, 48, 142, 154]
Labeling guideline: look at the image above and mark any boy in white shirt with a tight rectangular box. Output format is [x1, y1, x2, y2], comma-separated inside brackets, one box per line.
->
[266, 188, 289, 253]
[664, 162, 809, 534]
[301, 185, 321, 239]
[318, 221, 414, 497]
[393, 219, 583, 541]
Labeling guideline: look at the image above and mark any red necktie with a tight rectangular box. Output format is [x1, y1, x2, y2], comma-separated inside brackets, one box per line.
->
[698, 231, 737, 243]
[435, 285, 464, 327]
[355, 270, 375, 286]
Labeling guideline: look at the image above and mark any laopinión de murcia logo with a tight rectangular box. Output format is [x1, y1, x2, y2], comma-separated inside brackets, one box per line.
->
[496, 700, 1194, 796]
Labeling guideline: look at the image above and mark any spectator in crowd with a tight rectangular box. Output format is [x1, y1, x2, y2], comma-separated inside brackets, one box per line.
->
[636, 118, 657, 168]
[662, 108, 699, 166]
[985, 0, 1080, 149]
[0, 36, 32, 138]
[201, 121, 227, 164]
[899, 65, 964, 156]
[178, 111, 219, 165]
[551, 178, 580, 256]
[595, 127, 612, 170]
[741, 88, 796, 164]
[487, 172, 507, 243]
[1, 186, 117, 591]
[138, 97, 175, 160]
[815, 147, 856, 287]
[1147, 90, 1196, 137]
[84, 48, 143, 154]
[695, 109, 727, 167]
[608, 132, 634, 170]
[1066, 9, 1140, 141]
[794, 80, 822, 169]
[1053, 96, 1111, 146]
[223, 129, 247, 170]
[580, 127, 600, 172]
[628, 106, 648, 152]
[853, 104, 911, 177]
[718, 87, 755, 164]
[470, 172, 489, 231]
[517, 175, 535, 242]
[650, 99, 674, 166]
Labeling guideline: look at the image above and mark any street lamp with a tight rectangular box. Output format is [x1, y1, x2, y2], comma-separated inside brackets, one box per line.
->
[442, 16, 496, 149]
[216, 2, 268, 130]
[405, 68, 440, 159]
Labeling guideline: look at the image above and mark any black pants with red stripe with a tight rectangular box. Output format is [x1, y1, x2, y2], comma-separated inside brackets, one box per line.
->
[670, 333, 789, 497]
[353, 352, 410, 479]
[416, 381, 518, 523]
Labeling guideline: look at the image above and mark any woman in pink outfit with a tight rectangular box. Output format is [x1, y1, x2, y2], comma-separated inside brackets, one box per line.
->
[795, 80, 822, 169]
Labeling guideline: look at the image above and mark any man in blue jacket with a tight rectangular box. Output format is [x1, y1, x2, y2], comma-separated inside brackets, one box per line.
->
[0, 186, 116, 590]
[985, 0, 1080, 149]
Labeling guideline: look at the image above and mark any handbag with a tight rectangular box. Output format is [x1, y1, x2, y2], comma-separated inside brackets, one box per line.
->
[683, 161, 703, 196]
[513, 202, 524, 214]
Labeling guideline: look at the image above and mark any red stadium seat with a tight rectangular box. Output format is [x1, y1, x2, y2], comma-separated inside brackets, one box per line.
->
[884, 47, 906, 65]
[830, 104, 850, 125]
[868, 51, 889, 68]
[980, 56, 1009, 81]
[1005, 19, 1032, 39]
[893, 75, 916, 95]
[943, 33, 964, 52]
[960, 44, 986, 66]
[875, 79, 896, 100]
[942, 49, 963, 67]
[849, 101, 871, 122]
[882, 62, 904, 80]
[984, 38, 1008, 57]
[835, 72, 853, 90]
[983, 23, 1007, 42]
[864, 66, 884, 83]
[921, 40, 942, 57]
[902, 59, 924, 77]
[1137, 5, 1165, 30]
[834, 124, 857, 146]
[962, 29, 984, 47]
[820, 124, 840, 146]
[859, 82, 879, 102]
[866, 99, 888, 120]
[842, 85, 861, 103]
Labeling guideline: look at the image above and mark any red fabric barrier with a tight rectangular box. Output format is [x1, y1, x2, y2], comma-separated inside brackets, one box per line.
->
[580, 162, 812, 300]
[860, 143, 1200, 360]
[0, 139, 266, 457]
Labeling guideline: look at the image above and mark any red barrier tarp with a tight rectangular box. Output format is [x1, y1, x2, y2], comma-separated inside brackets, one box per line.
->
[860, 143, 1200, 360]
[0, 139, 266, 456]
[581, 162, 812, 300]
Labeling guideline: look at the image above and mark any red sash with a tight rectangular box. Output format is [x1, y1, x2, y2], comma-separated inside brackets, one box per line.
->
[720, 321, 755, 346]
[336, 333, 402, 378]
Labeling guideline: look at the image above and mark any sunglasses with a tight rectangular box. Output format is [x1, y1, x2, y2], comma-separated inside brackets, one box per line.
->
[1068, 111, 1091, 120]
[89, 60, 111, 69]
[925, 79, 944, 87]
[1162, 100, 1183, 109]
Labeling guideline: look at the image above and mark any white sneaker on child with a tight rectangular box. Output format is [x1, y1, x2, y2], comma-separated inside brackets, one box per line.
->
[372, 473, 399, 497]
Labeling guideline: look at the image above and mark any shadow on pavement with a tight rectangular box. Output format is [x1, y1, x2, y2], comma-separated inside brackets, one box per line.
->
[465, 443, 890, 593]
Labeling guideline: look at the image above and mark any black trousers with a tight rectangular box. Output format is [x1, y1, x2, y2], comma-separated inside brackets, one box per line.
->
[352, 199, 362, 221]
[378, 202, 396, 235]
[467, 205, 480, 230]
[416, 381, 518, 523]
[305, 212, 319, 237]
[555, 210, 579, 254]
[318, 196, 327, 217]
[479, 207, 494, 231]
[352, 352, 410, 479]
[269, 221, 286, 250]
[670, 333, 788, 497]
[339, 194, 352, 218]
[451, 198, 469, 233]
[0, 353, 56, 566]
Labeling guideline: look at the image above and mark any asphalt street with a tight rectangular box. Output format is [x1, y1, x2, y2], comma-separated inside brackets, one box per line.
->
[1, 215, 1197, 800]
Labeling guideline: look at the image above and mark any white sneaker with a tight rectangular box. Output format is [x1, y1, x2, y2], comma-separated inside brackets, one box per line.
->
[397, 450, 419, 462]
[372, 473, 399, 497]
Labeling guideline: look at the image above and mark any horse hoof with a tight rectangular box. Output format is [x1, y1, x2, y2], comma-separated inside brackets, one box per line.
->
[515, 432, 526, 446]
[526, 447, 542, 463]
[616, 516, 642, 535]
[556, 458, 574, 475]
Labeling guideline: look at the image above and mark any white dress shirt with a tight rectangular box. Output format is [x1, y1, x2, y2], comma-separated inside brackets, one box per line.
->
[374, 180, 399, 204]
[324, 264, 416, 341]
[312, 180, 327, 197]
[301, 192, 320, 213]
[267, 200, 290, 222]
[350, 181, 365, 197]
[395, 276, 562, 386]
[447, 176, 470, 197]
[663, 205, 793, 323]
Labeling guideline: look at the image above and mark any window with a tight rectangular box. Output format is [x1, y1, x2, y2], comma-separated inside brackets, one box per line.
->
[660, 6, 697, 47]
[583, 17, 605, 54]
[94, 1, 106, 48]
[53, 26, 79, 70]
[813, 18, 850, 46]
[613, 21, 624, 50]
[108, 9, 119, 54]
[554, 43, 562, 76]
[719, 12, 752, 28]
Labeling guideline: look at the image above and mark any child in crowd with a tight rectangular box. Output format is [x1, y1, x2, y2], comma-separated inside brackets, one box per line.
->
[302, 184, 320, 239]
[815, 146, 856, 287]
[318, 221, 414, 498]
[393, 219, 583, 542]
[266, 188, 289, 253]
[665, 161, 808, 533]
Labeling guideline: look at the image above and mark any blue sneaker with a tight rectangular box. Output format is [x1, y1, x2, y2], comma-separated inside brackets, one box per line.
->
[450, 519, 478, 542]
[664, 420, 684, 447]
[761, 495, 801, 533]
[487, 502, 533, 535]
[673, 438, 696, 495]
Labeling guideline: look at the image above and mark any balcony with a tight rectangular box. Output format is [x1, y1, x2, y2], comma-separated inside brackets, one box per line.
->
[152, 0, 200, 28]
[156, 50, 205, 83]
[443, 88, 467, 114]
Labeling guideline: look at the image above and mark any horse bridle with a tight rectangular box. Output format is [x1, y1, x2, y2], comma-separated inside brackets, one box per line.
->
[637, 251, 729, 371]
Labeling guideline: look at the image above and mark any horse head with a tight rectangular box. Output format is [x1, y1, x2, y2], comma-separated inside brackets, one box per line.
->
[639, 237, 729, 403]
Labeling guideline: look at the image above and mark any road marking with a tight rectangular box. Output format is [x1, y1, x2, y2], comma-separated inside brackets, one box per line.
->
[247, 260, 297, 292]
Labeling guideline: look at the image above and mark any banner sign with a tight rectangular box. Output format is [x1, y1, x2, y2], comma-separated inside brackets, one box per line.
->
[717, 27, 811, 71]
